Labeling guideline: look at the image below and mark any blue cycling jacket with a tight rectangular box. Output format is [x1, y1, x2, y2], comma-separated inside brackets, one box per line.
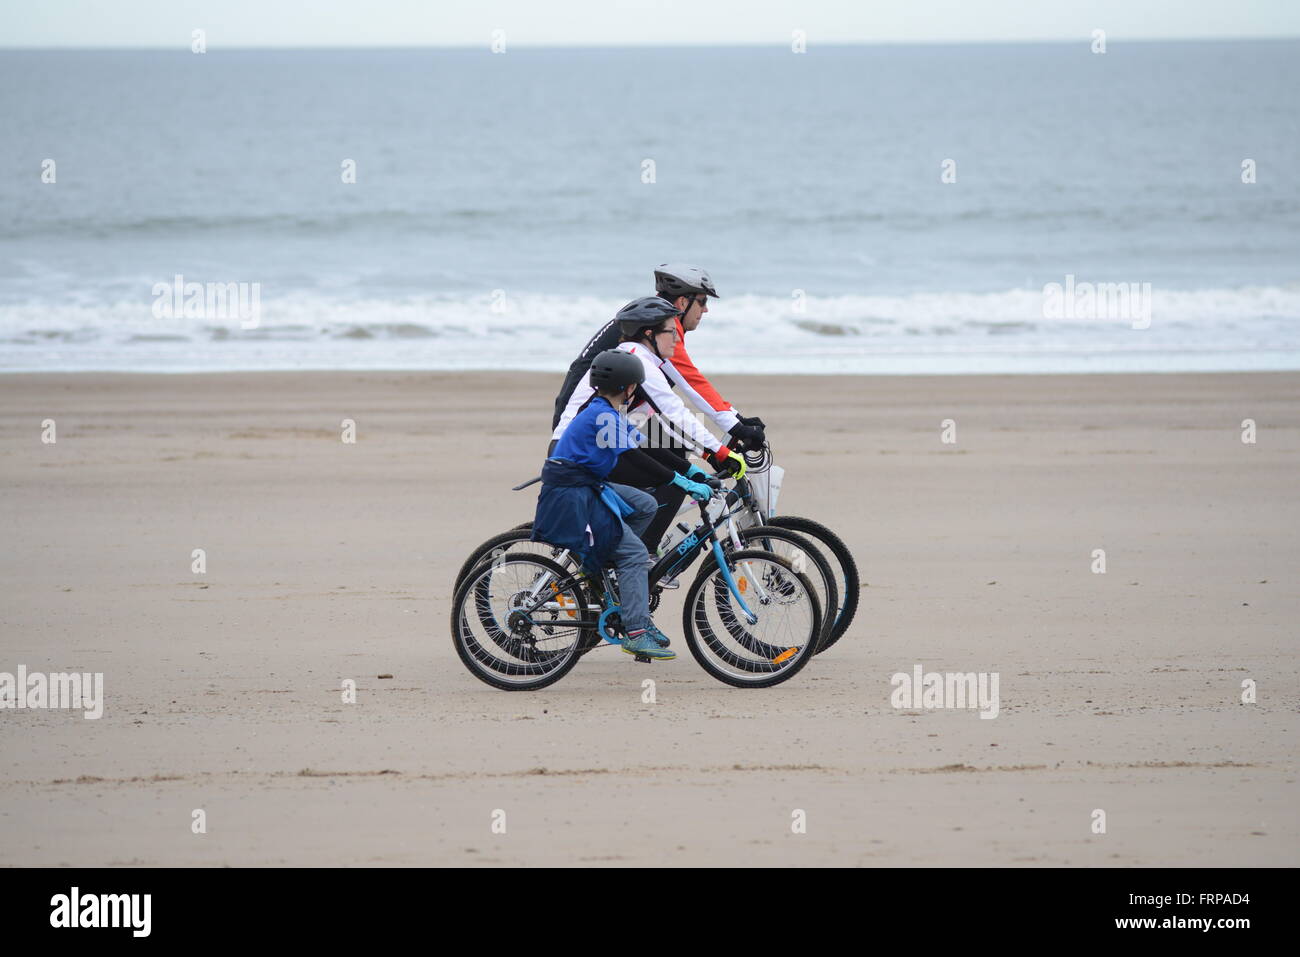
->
[533, 395, 642, 571]
[531, 458, 635, 572]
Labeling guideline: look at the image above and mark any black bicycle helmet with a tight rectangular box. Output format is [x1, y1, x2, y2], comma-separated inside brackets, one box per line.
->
[654, 264, 719, 300]
[589, 349, 645, 392]
[615, 295, 683, 338]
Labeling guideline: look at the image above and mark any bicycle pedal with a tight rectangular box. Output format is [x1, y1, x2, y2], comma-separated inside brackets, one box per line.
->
[634, 654, 652, 663]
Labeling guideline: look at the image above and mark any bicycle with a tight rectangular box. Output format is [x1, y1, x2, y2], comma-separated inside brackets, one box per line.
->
[454, 479, 839, 652]
[452, 442, 859, 652]
[713, 443, 860, 653]
[451, 483, 823, 691]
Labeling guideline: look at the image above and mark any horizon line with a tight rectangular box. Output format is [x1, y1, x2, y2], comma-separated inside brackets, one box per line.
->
[2, 35, 1299, 52]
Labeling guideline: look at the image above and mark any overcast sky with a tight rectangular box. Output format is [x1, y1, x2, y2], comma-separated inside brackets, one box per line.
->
[3, 0, 1298, 48]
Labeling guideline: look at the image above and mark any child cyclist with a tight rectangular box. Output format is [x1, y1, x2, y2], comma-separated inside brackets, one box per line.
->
[531, 348, 717, 661]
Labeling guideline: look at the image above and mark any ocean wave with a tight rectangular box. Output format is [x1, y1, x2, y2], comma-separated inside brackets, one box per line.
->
[0, 208, 435, 240]
[0, 203, 647, 241]
[16, 196, 1294, 243]
[2, 286, 1298, 373]
[333, 323, 440, 340]
[3, 286, 1298, 339]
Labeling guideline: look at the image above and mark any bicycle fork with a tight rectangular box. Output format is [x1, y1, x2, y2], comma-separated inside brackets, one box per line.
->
[711, 539, 760, 625]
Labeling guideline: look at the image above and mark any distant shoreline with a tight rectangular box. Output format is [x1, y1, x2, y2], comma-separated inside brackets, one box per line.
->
[4, 37, 1300, 52]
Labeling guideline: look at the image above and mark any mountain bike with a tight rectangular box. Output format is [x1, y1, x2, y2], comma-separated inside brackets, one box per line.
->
[451, 485, 822, 691]
[452, 442, 859, 652]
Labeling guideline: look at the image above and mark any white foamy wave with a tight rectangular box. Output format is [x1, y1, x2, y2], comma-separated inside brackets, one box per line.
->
[2, 286, 1299, 374]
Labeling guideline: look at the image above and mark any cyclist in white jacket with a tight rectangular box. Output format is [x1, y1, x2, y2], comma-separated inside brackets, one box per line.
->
[551, 265, 766, 452]
[551, 297, 748, 553]
[552, 297, 745, 468]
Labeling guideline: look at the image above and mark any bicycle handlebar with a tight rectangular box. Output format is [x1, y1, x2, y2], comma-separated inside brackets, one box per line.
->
[713, 457, 742, 480]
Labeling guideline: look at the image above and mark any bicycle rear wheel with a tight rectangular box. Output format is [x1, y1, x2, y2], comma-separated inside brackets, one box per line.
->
[453, 526, 574, 596]
[764, 515, 859, 652]
[451, 553, 593, 691]
[683, 548, 821, 689]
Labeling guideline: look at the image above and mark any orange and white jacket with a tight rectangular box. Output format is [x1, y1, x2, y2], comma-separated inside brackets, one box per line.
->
[552, 336, 730, 457]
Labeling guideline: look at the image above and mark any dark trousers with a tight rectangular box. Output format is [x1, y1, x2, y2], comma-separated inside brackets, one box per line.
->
[636, 446, 689, 555]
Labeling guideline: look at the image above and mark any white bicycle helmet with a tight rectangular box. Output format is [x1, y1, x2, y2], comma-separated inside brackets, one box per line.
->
[654, 264, 719, 299]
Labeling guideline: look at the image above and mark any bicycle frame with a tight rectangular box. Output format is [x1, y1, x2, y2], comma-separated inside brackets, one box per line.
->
[508, 484, 761, 638]
[656, 473, 763, 556]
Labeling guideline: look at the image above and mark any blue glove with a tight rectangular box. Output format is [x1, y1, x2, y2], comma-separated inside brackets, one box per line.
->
[670, 471, 714, 503]
[685, 464, 711, 481]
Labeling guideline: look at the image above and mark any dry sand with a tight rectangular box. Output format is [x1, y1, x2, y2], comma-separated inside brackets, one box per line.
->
[1, 370, 1296, 867]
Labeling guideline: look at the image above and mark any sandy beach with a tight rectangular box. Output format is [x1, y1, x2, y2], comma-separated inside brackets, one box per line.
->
[1, 370, 1296, 867]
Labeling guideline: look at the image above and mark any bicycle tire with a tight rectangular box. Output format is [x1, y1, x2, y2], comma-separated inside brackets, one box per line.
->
[695, 526, 837, 652]
[453, 527, 569, 596]
[682, 548, 821, 689]
[764, 515, 859, 651]
[451, 553, 593, 691]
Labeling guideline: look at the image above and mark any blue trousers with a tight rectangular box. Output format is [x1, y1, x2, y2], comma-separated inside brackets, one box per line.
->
[604, 482, 658, 633]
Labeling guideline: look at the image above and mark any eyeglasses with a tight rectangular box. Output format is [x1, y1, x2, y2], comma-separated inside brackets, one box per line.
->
[692, 297, 708, 307]
[654, 327, 677, 338]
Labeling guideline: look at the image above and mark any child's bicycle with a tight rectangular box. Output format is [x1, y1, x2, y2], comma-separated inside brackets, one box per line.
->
[451, 442, 859, 653]
[451, 477, 823, 691]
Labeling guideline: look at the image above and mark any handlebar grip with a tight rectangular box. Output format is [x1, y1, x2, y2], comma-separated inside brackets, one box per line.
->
[713, 457, 740, 479]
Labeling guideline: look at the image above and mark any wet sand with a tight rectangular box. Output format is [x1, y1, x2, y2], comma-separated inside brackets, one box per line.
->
[1, 370, 1296, 866]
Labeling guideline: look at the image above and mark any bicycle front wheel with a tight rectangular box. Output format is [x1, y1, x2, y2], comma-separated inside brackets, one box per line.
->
[729, 525, 837, 653]
[682, 548, 821, 689]
[764, 515, 859, 652]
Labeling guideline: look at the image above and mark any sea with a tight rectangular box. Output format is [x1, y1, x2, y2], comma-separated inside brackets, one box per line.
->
[1, 41, 1298, 374]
